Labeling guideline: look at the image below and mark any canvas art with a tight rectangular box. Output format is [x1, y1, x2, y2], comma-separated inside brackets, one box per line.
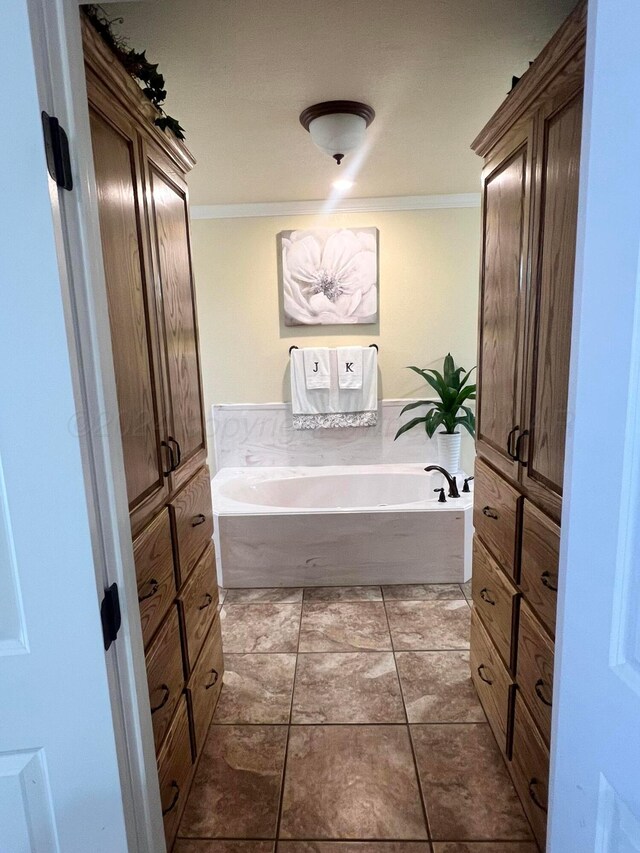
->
[279, 227, 379, 325]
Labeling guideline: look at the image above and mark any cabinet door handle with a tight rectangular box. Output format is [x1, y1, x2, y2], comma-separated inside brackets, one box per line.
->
[528, 778, 547, 812]
[205, 669, 219, 689]
[477, 664, 493, 685]
[162, 781, 180, 816]
[541, 570, 558, 592]
[168, 436, 181, 468]
[482, 506, 499, 519]
[160, 441, 175, 477]
[515, 429, 530, 466]
[138, 578, 159, 602]
[480, 587, 496, 605]
[150, 683, 170, 713]
[507, 425, 520, 460]
[534, 678, 553, 707]
[198, 592, 213, 611]
[192, 513, 206, 527]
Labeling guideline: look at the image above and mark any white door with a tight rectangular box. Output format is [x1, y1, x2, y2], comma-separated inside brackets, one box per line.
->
[549, 0, 640, 849]
[0, 2, 129, 851]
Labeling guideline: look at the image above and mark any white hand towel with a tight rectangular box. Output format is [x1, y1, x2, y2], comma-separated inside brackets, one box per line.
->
[303, 348, 331, 389]
[337, 346, 364, 389]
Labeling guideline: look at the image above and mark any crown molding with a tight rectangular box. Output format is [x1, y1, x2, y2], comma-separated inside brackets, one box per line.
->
[190, 192, 481, 220]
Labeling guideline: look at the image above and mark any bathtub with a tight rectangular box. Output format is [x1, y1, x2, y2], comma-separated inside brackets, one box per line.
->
[211, 463, 473, 588]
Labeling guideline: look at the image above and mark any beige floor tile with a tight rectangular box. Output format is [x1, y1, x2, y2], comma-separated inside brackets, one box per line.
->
[395, 651, 485, 723]
[303, 586, 382, 602]
[213, 654, 297, 724]
[220, 603, 301, 653]
[385, 600, 470, 650]
[382, 584, 464, 601]
[298, 601, 391, 652]
[224, 588, 304, 604]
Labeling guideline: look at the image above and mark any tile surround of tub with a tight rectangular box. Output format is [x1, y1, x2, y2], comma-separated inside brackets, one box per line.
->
[211, 400, 475, 470]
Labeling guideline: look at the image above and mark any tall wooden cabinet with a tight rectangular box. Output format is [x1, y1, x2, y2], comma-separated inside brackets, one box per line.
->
[83, 17, 223, 850]
[469, 3, 585, 849]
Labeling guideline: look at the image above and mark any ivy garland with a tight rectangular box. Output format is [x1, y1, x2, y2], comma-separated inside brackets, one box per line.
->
[83, 4, 186, 140]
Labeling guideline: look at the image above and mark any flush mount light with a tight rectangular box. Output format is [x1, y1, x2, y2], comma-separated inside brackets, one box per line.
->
[300, 100, 375, 165]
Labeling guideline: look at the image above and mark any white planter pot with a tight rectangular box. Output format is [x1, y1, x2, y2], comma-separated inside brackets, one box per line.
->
[437, 431, 461, 474]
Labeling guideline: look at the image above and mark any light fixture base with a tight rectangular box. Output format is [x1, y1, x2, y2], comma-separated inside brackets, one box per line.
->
[299, 100, 375, 131]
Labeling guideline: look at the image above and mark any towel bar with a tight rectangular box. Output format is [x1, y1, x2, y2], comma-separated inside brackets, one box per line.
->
[288, 344, 379, 355]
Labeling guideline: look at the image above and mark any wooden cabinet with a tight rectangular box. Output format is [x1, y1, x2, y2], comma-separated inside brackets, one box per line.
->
[469, 4, 585, 850]
[84, 15, 223, 851]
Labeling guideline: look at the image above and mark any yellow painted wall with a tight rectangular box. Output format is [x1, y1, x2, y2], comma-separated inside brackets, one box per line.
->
[192, 207, 480, 454]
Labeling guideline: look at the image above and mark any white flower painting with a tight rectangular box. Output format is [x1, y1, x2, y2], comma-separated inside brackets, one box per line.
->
[279, 227, 378, 325]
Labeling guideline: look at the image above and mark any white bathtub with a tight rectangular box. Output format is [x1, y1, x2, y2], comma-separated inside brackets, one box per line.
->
[212, 464, 473, 588]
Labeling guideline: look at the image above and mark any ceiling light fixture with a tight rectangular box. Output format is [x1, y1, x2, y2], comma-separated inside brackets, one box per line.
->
[332, 178, 355, 192]
[300, 100, 375, 165]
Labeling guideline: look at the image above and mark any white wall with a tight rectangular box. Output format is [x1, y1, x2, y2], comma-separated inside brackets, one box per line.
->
[192, 206, 480, 469]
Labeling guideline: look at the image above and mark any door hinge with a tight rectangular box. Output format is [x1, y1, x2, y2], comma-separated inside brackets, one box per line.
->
[101, 582, 122, 651]
[41, 112, 73, 191]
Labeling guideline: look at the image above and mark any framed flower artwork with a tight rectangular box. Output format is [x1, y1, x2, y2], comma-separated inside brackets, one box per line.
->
[278, 227, 379, 325]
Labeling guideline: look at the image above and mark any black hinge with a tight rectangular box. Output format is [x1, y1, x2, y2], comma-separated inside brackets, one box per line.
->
[101, 582, 122, 650]
[41, 112, 73, 191]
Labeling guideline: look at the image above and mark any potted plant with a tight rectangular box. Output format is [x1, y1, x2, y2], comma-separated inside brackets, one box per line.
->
[395, 353, 476, 472]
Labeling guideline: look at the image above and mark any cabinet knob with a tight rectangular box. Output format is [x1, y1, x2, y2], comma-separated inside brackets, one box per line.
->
[480, 587, 496, 605]
[528, 778, 547, 812]
[162, 781, 180, 816]
[192, 513, 207, 527]
[482, 506, 499, 519]
[138, 578, 159, 602]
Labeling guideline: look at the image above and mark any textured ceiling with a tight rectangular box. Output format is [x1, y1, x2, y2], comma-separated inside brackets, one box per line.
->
[107, 0, 576, 205]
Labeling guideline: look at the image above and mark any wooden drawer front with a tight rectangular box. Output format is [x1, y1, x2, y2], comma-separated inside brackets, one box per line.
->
[171, 466, 213, 584]
[133, 508, 176, 648]
[179, 543, 219, 671]
[511, 692, 549, 850]
[470, 609, 514, 755]
[517, 600, 554, 745]
[520, 500, 560, 637]
[188, 616, 224, 756]
[145, 606, 185, 751]
[157, 695, 193, 849]
[472, 536, 518, 668]
[473, 458, 520, 577]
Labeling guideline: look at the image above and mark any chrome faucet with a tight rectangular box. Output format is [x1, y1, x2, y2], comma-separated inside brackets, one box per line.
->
[424, 465, 460, 499]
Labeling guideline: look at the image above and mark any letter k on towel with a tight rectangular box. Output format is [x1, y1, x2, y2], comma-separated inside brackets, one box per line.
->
[337, 346, 363, 389]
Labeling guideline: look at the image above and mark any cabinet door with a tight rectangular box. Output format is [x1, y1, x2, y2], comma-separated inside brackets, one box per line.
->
[521, 87, 583, 521]
[476, 124, 533, 481]
[144, 143, 207, 490]
[89, 103, 170, 533]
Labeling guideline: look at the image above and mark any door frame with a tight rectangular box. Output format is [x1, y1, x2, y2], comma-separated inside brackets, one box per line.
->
[24, 0, 639, 849]
[27, 0, 165, 850]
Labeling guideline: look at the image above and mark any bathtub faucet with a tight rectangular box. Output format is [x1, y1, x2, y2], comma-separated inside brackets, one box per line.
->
[424, 465, 460, 499]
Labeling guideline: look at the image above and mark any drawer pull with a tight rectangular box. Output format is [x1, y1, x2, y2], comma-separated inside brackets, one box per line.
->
[138, 578, 159, 602]
[479, 587, 496, 605]
[541, 570, 558, 592]
[150, 683, 170, 713]
[528, 778, 547, 812]
[534, 678, 553, 707]
[160, 441, 175, 478]
[192, 513, 207, 527]
[477, 664, 493, 685]
[168, 436, 181, 468]
[162, 781, 180, 816]
[482, 506, 499, 519]
[205, 668, 219, 690]
[515, 429, 530, 466]
[198, 592, 213, 611]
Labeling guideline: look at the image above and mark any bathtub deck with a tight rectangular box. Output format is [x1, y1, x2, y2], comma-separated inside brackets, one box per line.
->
[174, 582, 536, 850]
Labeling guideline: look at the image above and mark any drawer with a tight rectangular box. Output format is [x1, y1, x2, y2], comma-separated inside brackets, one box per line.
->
[188, 615, 224, 756]
[472, 535, 518, 669]
[473, 458, 521, 578]
[179, 542, 219, 671]
[520, 500, 560, 637]
[517, 600, 554, 746]
[145, 606, 185, 751]
[470, 609, 514, 755]
[511, 692, 549, 850]
[171, 466, 213, 585]
[133, 507, 176, 648]
[157, 695, 193, 849]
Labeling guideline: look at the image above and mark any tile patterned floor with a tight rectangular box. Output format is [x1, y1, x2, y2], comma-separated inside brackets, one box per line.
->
[177, 584, 535, 853]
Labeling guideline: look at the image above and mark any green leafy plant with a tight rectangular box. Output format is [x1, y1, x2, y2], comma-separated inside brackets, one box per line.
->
[395, 353, 476, 440]
[84, 5, 186, 140]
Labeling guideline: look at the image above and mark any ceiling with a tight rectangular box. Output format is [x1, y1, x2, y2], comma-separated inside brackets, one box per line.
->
[107, 0, 575, 205]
